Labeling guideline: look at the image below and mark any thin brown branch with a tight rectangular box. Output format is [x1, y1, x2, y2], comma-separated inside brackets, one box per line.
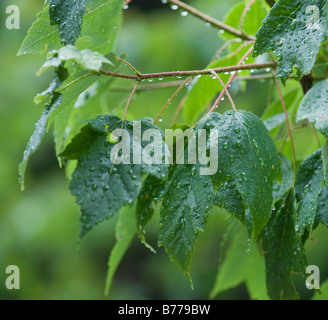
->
[99, 61, 277, 80]
[154, 77, 192, 124]
[276, 79, 296, 183]
[167, 0, 255, 41]
[209, 45, 255, 113]
[122, 82, 139, 120]
[123, 0, 132, 6]
[239, 0, 257, 32]
[211, 70, 237, 111]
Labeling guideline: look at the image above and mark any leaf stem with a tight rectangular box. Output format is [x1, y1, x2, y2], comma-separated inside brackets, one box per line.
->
[239, 0, 257, 32]
[154, 76, 192, 124]
[210, 70, 237, 111]
[122, 82, 139, 120]
[275, 79, 296, 183]
[167, 0, 255, 41]
[209, 45, 255, 113]
[118, 57, 141, 76]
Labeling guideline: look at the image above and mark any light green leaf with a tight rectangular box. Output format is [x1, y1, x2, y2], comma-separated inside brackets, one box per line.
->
[49, 0, 86, 45]
[18, 0, 124, 56]
[210, 223, 268, 300]
[254, 0, 328, 82]
[263, 113, 286, 131]
[222, 0, 269, 40]
[105, 207, 136, 295]
[38, 45, 113, 75]
[297, 79, 328, 139]
[262, 189, 308, 300]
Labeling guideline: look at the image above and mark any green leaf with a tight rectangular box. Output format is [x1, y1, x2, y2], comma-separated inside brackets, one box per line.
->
[19, 94, 63, 190]
[214, 181, 246, 226]
[273, 154, 294, 203]
[313, 279, 328, 299]
[19, 64, 68, 189]
[254, 0, 328, 82]
[210, 110, 281, 241]
[17, 4, 61, 56]
[262, 189, 308, 300]
[105, 207, 136, 295]
[60, 115, 168, 239]
[297, 79, 328, 139]
[53, 53, 124, 156]
[182, 44, 254, 124]
[158, 115, 217, 279]
[222, 0, 268, 40]
[315, 185, 328, 227]
[295, 149, 325, 236]
[38, 45, 113, 75]
[18, 0, 124, 56]
[136, 175, 167, 230]
[49, 0, 86, 45]
[210, 223, 268, 300]
[263, 113, 286, 131]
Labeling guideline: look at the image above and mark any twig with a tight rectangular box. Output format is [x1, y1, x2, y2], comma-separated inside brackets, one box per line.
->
[239, 0, 257, 32]
[122, 82, 139, 120]
[209, 45, 255, 113]
[276, 79, 296, 183]
[210, 70, 237, 111]
[171, 96, 186, 125]
[99, 61, 276, 80]
[167, 0, 255, 41]
[118, 57, 141, 76]
[123, 0, 132, 6]
[154, 77, 192, 124]
[210, 38, 242, 62]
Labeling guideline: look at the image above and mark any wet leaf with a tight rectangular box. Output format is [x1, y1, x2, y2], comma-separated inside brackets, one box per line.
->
[254, 0, 328, 82]
[60, 115, 168, 239]
[297, 79, 328, 139]
[49, 0, 86, 45]
[262, 189, 308, 300]
[295, 149, 325, 236]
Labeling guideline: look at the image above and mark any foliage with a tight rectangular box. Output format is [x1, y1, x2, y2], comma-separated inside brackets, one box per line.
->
[17, 0, 328, 300]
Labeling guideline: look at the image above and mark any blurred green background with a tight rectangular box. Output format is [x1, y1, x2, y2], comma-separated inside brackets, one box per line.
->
[1, 0, 328, 300]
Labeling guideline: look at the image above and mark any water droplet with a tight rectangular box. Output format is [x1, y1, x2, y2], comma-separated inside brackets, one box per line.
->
[180, 11, 188, 17]
[170, 4, 178, 10]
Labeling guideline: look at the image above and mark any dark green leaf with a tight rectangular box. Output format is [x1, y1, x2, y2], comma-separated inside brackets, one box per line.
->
[158, 115, 217, 278]
[254, 0, 328, 82]
[295, 149, 325, 236]
[136, 175, 167, 230]
[214, 180, 246, 225]
[273, 154, 294, 203]
[210, 110, 281, 240]
[297, 80, 328, 139]
[60, 115, 168, 239]
[262, 189, 308, 300]
[49, 0, 86, 45]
